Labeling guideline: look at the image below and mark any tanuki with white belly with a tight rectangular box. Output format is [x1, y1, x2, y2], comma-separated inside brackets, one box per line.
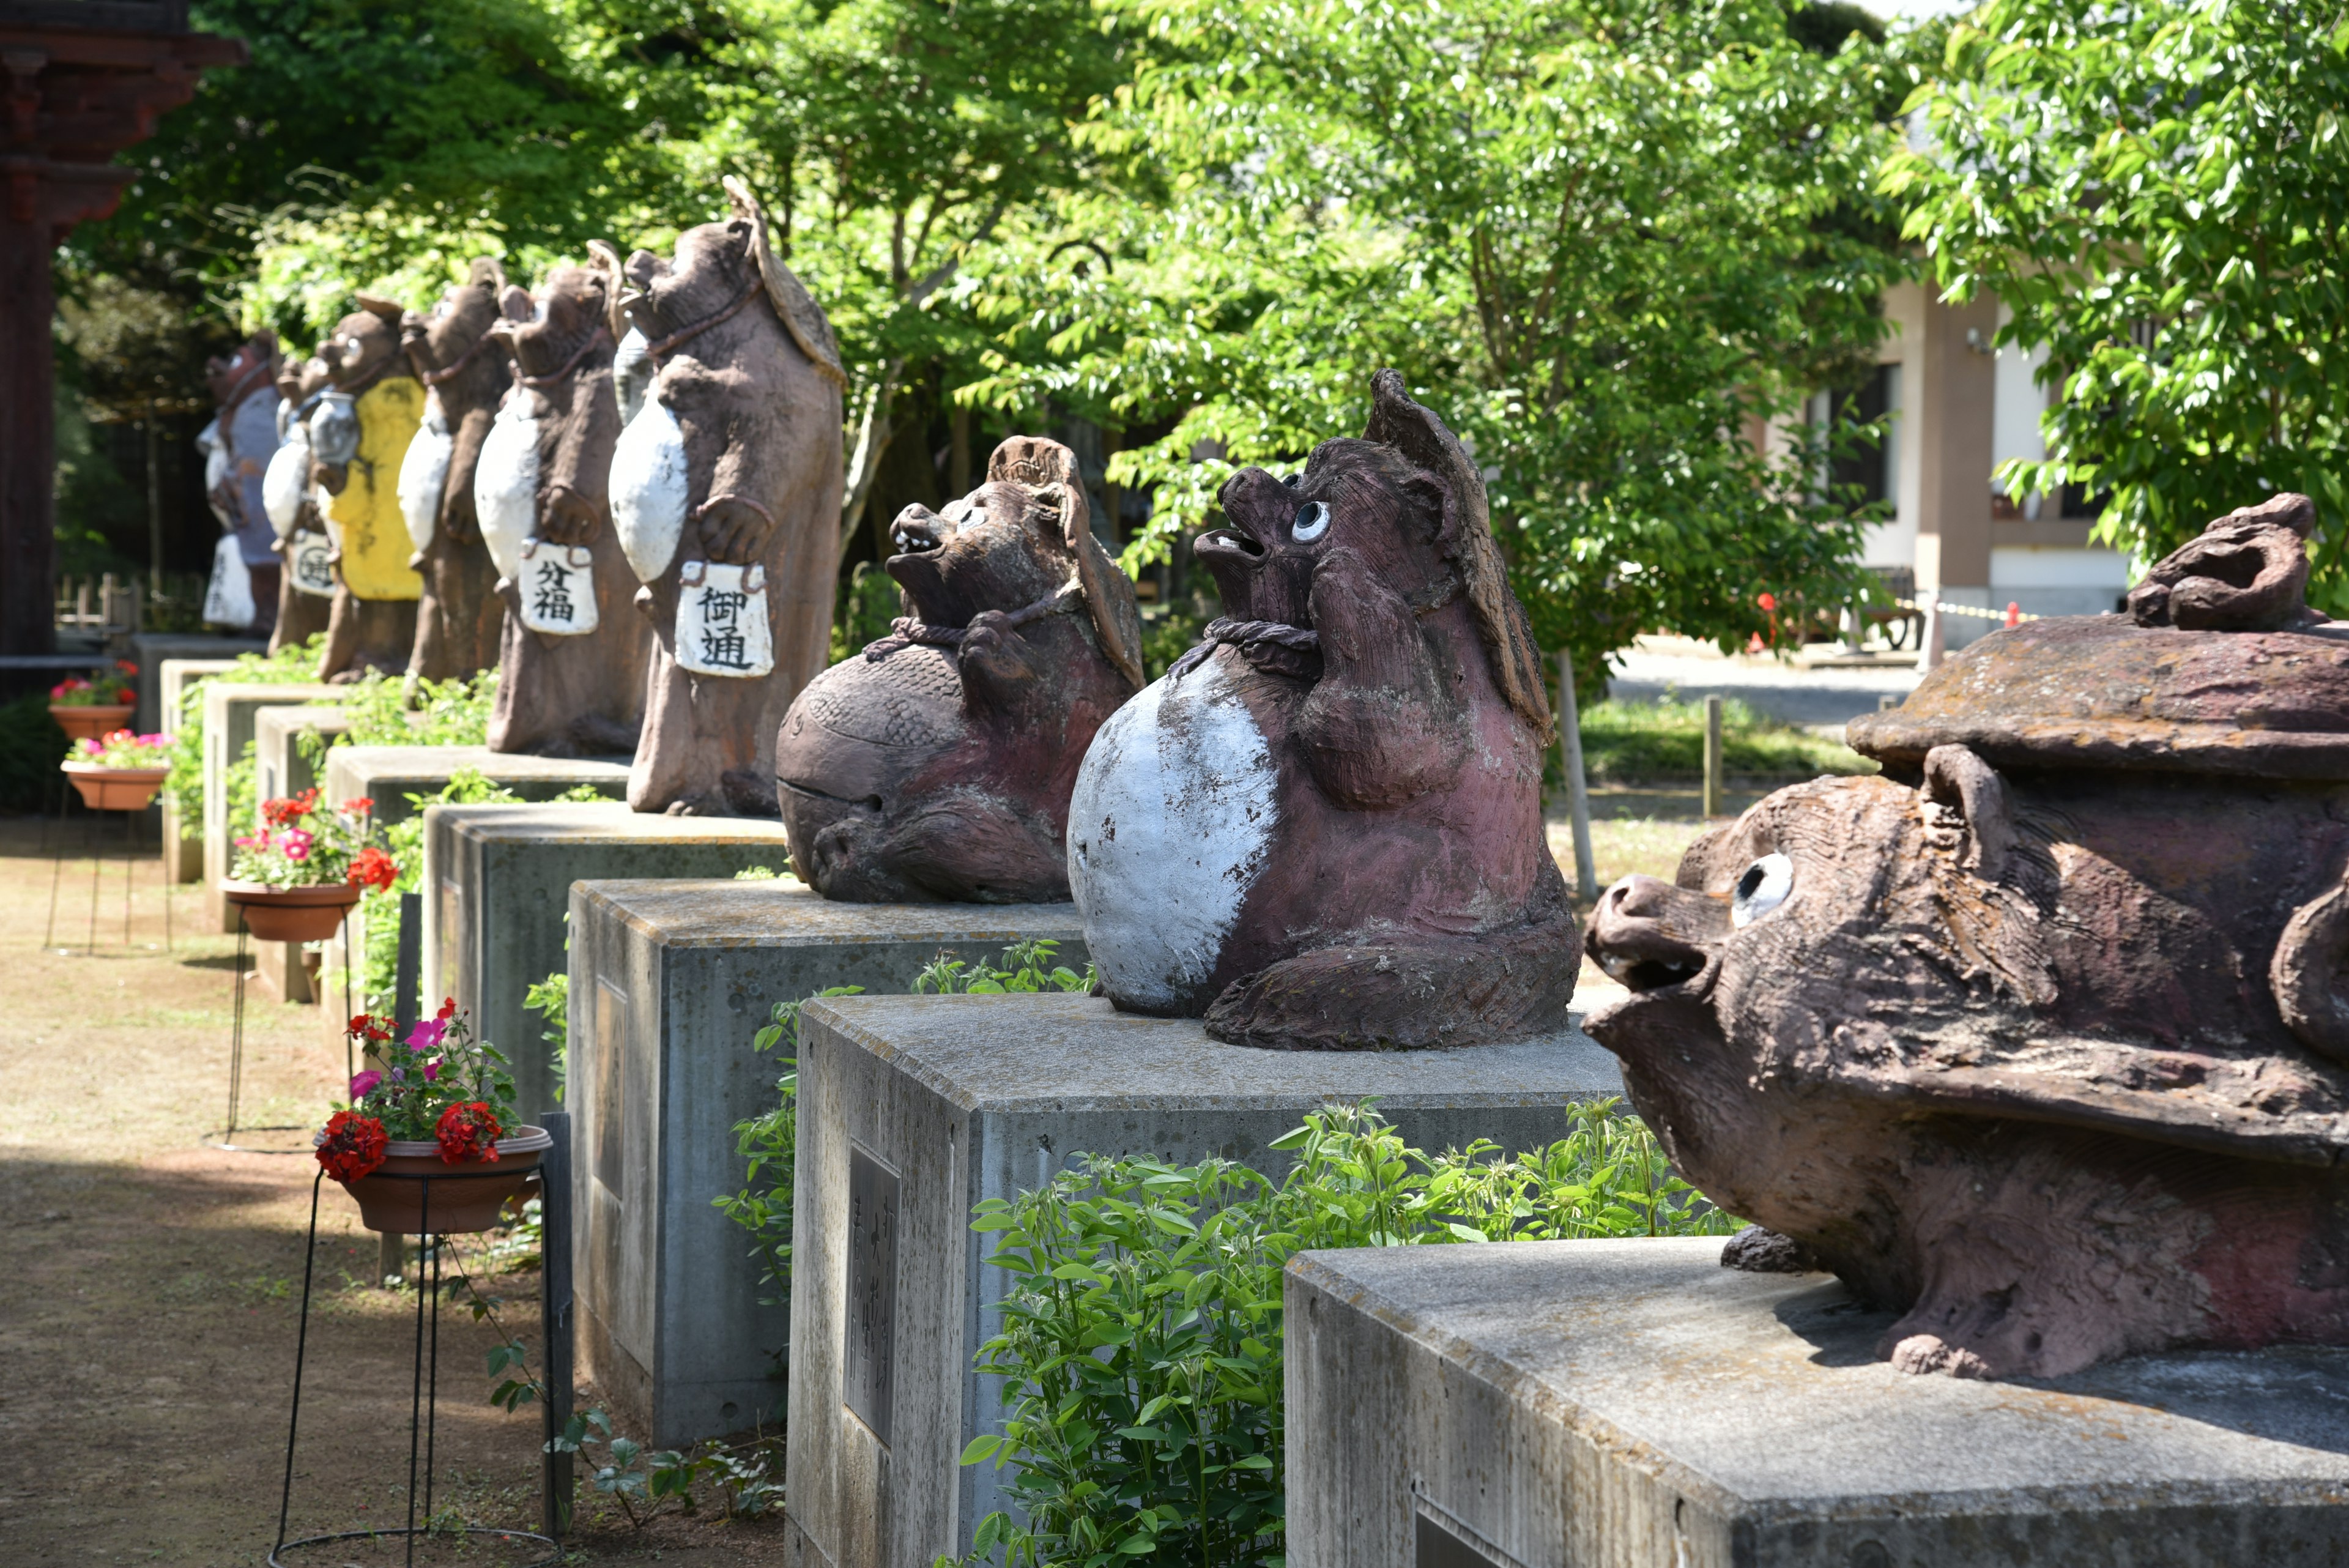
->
[1067, 370, 1580, 1049]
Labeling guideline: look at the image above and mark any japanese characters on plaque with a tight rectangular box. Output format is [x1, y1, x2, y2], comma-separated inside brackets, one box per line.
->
[516, 537, 600, 636]
[674, 559, 774, 678]
[288, 529, 336, 598]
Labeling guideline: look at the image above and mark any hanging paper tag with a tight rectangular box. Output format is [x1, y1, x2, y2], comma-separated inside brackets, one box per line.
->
[674, 560, 773, 678]
[201, 532, 256, 628]
[289, 529, 336, 598]
[517, 537, 600, 636]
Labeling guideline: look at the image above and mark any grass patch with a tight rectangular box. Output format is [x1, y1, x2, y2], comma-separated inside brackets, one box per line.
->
[1579, 695, 1874, 785]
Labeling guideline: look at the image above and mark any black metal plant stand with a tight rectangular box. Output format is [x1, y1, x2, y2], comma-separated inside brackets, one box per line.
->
[212, 905, 354, 1154]
[40, 779, 173, 956]
[271, 1164, 563, 1568]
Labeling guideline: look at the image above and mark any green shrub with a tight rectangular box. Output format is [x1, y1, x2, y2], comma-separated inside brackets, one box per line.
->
[1577, 694, 1875, 786]
[338, 665, 499, 746]
[955, 1102, 1737, 1568]
[360, 769, 604, 1013]
[715, 943, 1098, 1354]
[829, 560, 905, 666]
[163, 634, 326, 828]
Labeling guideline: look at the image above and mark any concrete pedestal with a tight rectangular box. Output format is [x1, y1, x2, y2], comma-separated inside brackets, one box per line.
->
[567, 882, 1088, 1451]
[201, 681, 341, 931]
[157, 658, 245, 884]
[244, 705, 351, 1005]
[423, 803, 793, 1114]
[132, 634, 262, 737]
[785, 994, 1628, 1568]
[318, 745, 633, 1019]
[254, 703, 349, 807]
[1285, 1238, 2349, 1568]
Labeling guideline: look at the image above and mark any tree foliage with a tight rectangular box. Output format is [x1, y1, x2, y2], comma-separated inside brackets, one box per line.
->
[1885, 0, 2349, 611]
[962, 0, 1916, 681]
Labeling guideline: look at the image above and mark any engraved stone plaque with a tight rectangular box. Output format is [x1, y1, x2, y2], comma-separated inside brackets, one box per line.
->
[844, 1142, 900, 1446]
[593, 976, 626, 1193]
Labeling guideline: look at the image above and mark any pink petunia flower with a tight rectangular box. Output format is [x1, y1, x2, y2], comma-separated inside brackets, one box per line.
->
[349, 1069, 384, 1098]
[421, 1060, 439, 1082]
[406, 1017, 449, 1053]
[282, 829, 314, 863]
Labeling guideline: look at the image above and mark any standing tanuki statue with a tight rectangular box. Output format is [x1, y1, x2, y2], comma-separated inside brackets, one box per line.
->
[774, 435, 1145, 901]
[609, 177, 845, 815]
[396, 258, 512, 680]
[310, 297, 425, 682]
[472, 251, 650, 757]
[1068, 370, 1577, 1049]
[1583, 492, 2349, 1378]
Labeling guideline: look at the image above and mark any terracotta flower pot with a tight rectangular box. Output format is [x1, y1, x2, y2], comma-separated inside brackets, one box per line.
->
[61, 762, 166, 812]
[50, 703, 134, 742]
[333, 1125, 551, 1235]
[220, 879, 363, 942]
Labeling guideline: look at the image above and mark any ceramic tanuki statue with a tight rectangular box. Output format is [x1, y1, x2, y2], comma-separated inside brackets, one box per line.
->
[609, 176, 846, 815]
[1067, 370, 1573, 1049]
[472, 252, 650, 757]
[1583, 492, 2349, 1380]
[396, 258, 512, 680]
[198, 331, 283, 637]
[262, 355, 334, 652]
[774, 436, 1145, 901]
[310, 297, 425, 682]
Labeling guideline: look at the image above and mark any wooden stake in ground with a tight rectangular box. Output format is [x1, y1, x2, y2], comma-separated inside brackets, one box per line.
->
[1556, 650, 1598, 904]
[1702, 694, 1724, 819]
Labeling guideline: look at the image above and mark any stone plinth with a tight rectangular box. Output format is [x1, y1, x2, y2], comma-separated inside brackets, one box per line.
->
[319, 745, 633, 1017]
[567, 882, 1088, 1451]
[131, 634, 262, 736]
[785, 994, 1627, 1568]
[1285, 1238, 2349, 1568]
[201, 681, 341, 931]
[158, 658, 244, 884]
[424, 804, 793, 1115]
[254, 704, 349, 808]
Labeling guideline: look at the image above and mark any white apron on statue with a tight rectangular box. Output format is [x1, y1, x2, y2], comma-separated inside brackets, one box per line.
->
[472, 397, 540, 581]
[263, 424, 311, 540]
[609, 393, 689, 583]
[202, 533, 256, 628]
[398, 392, 455, 554]
[674, 560, 772, 678]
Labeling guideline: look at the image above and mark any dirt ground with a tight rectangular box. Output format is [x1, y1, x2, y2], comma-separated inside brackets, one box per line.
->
[0, 797, 1715, 1568]
[0, 814, 790, 1567]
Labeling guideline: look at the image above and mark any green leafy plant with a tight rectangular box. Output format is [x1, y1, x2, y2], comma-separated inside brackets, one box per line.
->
[955, 1102, 1736, 1567]
[1885, 0, 2349, 610]
[65, 729, 169, 770]
[359, 771, 606, 1013]
[733, 864, 787, 881]
[524, 968, 568, 1102]
[338, 665, 500, 747]
[162, 634, 325, 830]
[914, 938, 1093, 997]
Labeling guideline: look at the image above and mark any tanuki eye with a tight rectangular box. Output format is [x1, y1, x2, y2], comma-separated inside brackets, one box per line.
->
[1293, 500, 1330, 542]
[1732, 853, 1794, 927]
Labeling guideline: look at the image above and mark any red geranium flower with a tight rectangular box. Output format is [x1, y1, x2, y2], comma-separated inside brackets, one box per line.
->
[346, 846, 399, 893]
[436, 1101, 502, 1165]
[261, 790, 320, 828]
[316, 1110, 388, 1182]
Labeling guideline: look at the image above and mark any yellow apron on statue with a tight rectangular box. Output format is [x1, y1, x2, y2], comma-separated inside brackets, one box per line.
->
[330, 376, 426, 601]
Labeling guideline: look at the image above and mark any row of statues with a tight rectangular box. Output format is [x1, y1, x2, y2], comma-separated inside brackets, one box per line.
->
[198, 184, 2349, 1383]
[194, 181, 842, 815]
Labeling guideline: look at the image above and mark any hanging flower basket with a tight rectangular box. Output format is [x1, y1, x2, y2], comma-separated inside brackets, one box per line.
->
[61, 761, 167, 811]
[327, 1124, 551, 1235]
[221, 879, 363, 942]
[50, 703, 136, 742]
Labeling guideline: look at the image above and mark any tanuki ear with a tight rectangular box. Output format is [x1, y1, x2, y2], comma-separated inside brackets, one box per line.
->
[1922, 745, 2014, 880]
[468, 256, 508, 293]
[355, 292, 405, 325]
